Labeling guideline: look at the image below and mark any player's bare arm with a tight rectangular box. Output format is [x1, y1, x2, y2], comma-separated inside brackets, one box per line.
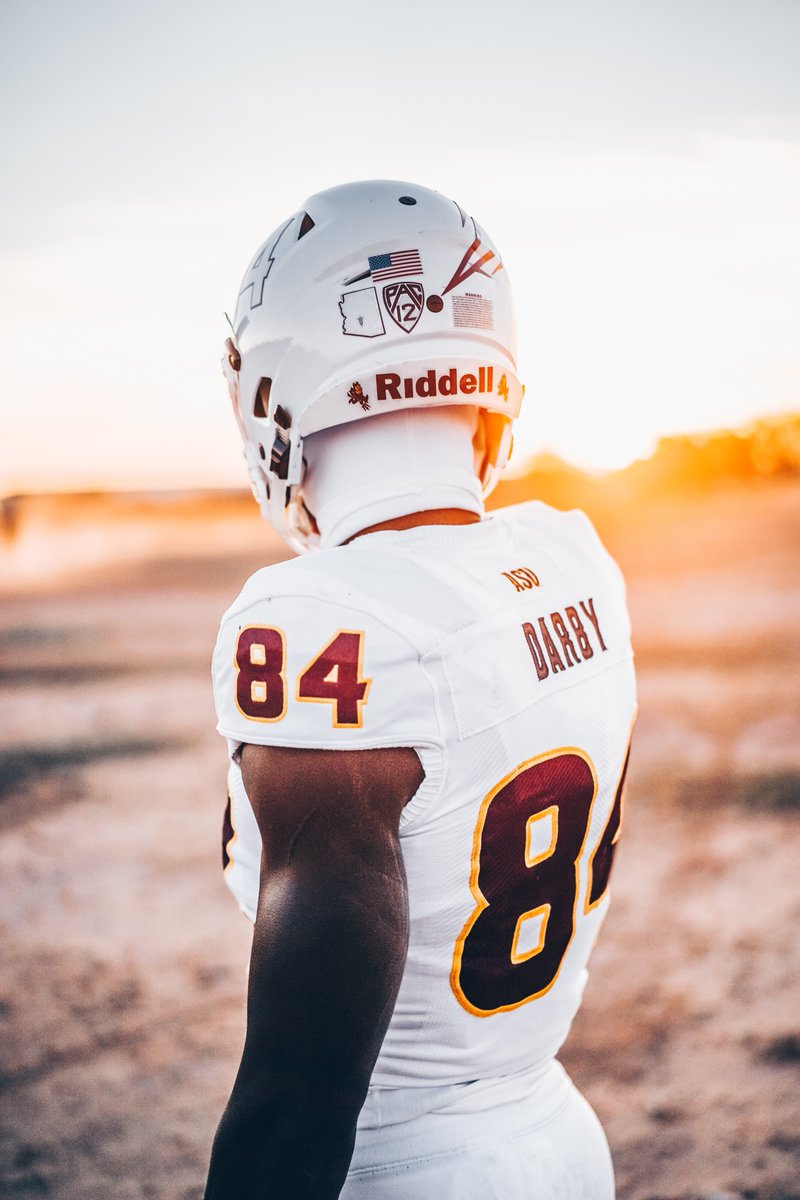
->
[204, 744, 424, 1200]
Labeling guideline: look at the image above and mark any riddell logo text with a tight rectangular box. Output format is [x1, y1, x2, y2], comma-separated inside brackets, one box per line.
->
[376, 367, 495, 401]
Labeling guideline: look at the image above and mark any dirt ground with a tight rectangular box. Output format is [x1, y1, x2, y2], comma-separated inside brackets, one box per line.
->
[1, 480, 798, 1199]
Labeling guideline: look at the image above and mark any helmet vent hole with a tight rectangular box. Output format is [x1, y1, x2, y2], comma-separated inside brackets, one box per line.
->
[298, 212, 316, 239]
[258, 443, 266, 460]
[254, 378, 271, 418]
[399, 195, 417, 206]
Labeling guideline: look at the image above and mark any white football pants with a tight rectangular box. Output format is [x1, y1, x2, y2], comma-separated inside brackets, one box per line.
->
[341, 1061, 614, 1200]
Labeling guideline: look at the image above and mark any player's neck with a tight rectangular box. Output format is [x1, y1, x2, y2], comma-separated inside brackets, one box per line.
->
[346, 508, 482, 544]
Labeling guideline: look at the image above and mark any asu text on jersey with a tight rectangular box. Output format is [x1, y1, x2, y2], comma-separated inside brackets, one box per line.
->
[212, 500, 636, 1088]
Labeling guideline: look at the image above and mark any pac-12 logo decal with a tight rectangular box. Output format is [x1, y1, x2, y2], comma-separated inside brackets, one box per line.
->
[383, 281, 424, 333]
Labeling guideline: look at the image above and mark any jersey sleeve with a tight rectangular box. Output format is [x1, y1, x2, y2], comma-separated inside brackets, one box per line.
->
[212, 574, 442, 753]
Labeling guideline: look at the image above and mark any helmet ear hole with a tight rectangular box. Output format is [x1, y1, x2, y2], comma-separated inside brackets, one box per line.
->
[254, 378, 271, 418]
[298, 212, 315, 239]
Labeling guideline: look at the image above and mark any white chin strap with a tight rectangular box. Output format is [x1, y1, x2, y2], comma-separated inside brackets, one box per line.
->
[301, 406, 484, 549]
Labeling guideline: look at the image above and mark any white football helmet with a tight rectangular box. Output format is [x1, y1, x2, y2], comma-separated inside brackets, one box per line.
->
[223, 179, 524, 551]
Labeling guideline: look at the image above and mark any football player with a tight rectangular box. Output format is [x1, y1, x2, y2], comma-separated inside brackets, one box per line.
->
[205, 181, 636, 1199]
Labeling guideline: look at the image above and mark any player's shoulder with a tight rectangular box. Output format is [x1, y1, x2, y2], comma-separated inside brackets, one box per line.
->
[213, 550, 439, 750]
[495, 496, 603, 543]
[495, 498, 622, 578]
[223, 551, 360, 619]
[220, 547, 431, 645]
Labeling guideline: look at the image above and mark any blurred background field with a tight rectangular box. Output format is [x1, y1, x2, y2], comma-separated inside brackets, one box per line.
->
[4, 2, 800, 1195]
[1, 417, 799, 1200]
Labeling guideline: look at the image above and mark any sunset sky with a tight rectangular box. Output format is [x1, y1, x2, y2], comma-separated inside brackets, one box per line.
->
[2, 0, 799, 494]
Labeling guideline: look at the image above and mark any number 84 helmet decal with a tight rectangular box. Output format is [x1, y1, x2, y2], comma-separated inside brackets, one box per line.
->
[222, 179, 524, 551]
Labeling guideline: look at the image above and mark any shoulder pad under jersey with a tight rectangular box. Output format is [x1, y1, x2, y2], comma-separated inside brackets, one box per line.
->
[213, 561, 441, 751]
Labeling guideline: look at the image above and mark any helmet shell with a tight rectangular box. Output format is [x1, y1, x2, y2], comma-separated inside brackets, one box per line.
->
[223, 180, 523, 549]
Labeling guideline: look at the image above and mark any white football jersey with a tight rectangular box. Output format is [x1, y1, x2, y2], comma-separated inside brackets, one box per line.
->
[212, 501, 636, 1088]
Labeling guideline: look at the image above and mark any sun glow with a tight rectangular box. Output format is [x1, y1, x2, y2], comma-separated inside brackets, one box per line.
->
[482, 137, 800, 472]
[2, 145, 799, 489]
[2, 0, 799, 493]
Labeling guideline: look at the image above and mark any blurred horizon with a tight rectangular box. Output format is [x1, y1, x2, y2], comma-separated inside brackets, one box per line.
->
[2, 406, 797, 499]
[3, 409, 798, 591]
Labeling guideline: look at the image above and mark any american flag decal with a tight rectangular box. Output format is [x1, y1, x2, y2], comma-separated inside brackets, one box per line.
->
[368, 249, 423, 282]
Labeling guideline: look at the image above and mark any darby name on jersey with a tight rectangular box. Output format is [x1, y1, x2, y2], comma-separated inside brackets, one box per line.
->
[522, 597, 607, 682]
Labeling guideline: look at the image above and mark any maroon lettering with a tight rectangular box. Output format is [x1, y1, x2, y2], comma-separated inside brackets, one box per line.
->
[221, 794, 234, 870]
[511, 568, 539, 590]
[417, 369, 437, 397]
[440, 368, 458, 395]
[454, 752, 595, 1012]
[565, 606, 592, 659]
[587, 744, 630, 907]
[506, 572, 527, 593]
[235, 626, 286, 720]
[375, 366, 498, 403]
[376, 372, 401, 400]
[550, 611, 580, 666]
[522, 622, 549, 680]
[580, 598, 607, 652]
[538, 617, 566, 674]
[297, 631, 369, 727]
